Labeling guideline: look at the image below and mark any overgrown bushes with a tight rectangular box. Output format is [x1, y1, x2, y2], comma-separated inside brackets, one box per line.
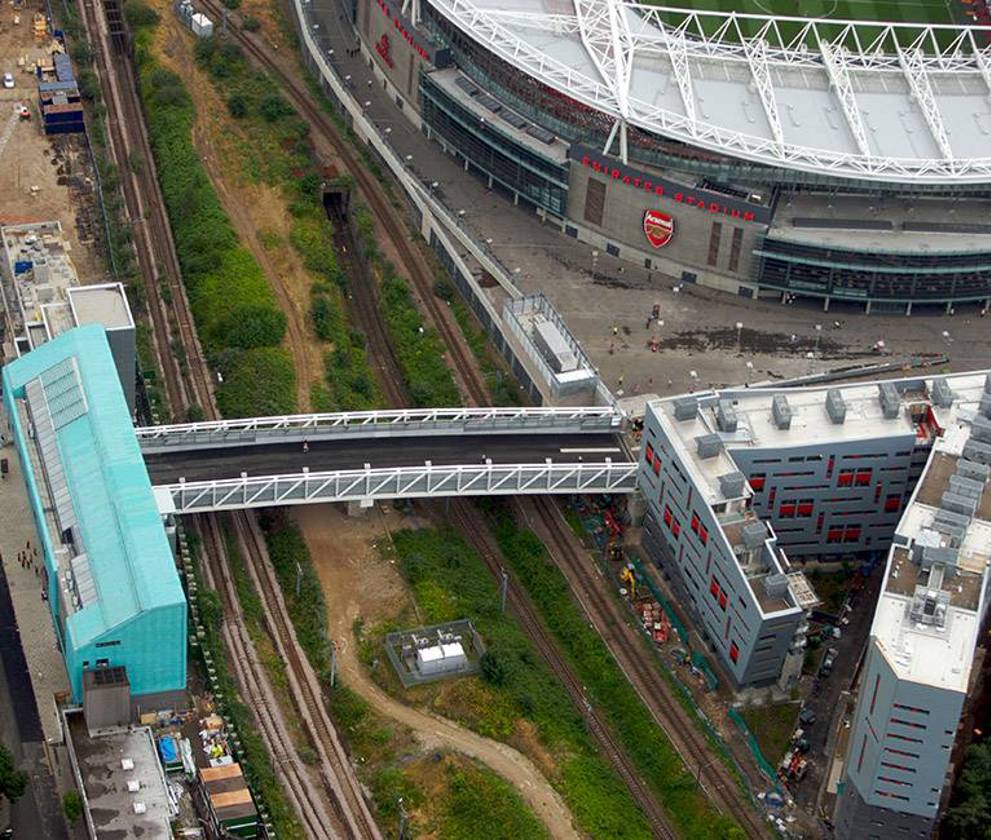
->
[132, 23, 295, 416]
[487, 507, 745, 840]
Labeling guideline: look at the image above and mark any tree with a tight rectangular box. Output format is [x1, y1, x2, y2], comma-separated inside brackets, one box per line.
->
[62, 789, 83, 823]
[0, 744, 27, 803]
[945, 741, 991, 839]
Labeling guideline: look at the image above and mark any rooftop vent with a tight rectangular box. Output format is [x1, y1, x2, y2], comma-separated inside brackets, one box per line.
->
[949, 474, 984, 501]
[719, 471, 746, 498]
[971, 414, 991, 445]
[742, 520, 767, 549]
[716, 399, 738, 433]
[910, 581, 949, 629]
[934, 507, 970, 533]
[674, 397, 698, 421]
[957, 459, 990, 484]
[878, 382, 900, 419]
[772, 394, 792, 430]
[826, 388, 846, 424]
[920, 545, 959, 571]
[763, 573, 789, 600]
[963, 438, 991, 466]
[930, 377, 956, 409]
[696, 433, 722, 459]
[941, 491, 977, 519]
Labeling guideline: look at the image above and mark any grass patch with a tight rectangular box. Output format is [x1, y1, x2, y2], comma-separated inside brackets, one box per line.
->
[739, 703, 800, 764]
[806, 569, 852, 614]
[387, 527, 653, 839]
[486, 505, 745, 840]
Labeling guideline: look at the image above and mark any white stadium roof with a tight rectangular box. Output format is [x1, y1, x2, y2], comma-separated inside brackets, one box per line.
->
[424, 0, 991, 184]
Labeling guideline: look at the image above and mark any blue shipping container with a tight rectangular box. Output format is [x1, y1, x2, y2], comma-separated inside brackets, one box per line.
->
[14, 261, 33, 275]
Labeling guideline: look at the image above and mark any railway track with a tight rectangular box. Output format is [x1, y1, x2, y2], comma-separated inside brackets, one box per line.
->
[525, 495, 770, 839]
[79, 3, 380, 836]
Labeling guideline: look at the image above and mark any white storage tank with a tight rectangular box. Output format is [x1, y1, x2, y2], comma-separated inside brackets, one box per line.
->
[415, 641, 467, 676]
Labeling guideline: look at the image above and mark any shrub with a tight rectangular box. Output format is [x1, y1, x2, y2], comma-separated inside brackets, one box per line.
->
[259, 93, 295, 123]
[243, 14, 261, 32]
[227, 94, 248, 118]
[62, 790, 83, 823]
[123, 0, 160, 28]
[214, 304, 286, 350]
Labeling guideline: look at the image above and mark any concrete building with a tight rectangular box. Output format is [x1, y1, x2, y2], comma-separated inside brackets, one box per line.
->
[1, 325, 186, 709]
[834, 374, 991, 839]
[0, 221, 137, 412]
[640, 371, 991, 690]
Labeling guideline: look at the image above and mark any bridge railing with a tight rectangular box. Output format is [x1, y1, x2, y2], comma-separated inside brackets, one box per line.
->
[157, 459, 638, 513]
[136, 406, 624, 452]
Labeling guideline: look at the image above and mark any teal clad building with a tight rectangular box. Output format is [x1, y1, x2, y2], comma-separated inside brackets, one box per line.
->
[2, 325, 186, 704]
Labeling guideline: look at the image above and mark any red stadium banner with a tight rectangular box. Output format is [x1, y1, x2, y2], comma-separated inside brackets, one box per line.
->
[572, 144, 772, 225]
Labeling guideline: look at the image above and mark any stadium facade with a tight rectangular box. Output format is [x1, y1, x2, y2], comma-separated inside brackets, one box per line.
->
[351, 0, 991, 312]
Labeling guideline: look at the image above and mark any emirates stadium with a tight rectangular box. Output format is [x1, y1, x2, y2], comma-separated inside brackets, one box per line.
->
[349, 0, 991, 313]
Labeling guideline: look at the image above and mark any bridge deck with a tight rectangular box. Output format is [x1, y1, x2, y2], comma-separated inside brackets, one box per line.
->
[144, 433, 625, 485]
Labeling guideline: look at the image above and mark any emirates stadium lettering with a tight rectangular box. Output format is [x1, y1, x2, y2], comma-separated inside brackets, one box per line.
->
[574, 146, 771, 225]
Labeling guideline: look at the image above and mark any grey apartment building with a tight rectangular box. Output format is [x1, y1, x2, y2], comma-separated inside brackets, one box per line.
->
[639, 371, 991, 838]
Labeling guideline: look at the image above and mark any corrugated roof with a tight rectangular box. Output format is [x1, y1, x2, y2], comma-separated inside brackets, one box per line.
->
[1, 325, 184, 645]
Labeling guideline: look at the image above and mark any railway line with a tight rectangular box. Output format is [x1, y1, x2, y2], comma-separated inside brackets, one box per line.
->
[182, 3, 773, 836]
[78, 2, 380, 836]
[525, 495, 770, 839]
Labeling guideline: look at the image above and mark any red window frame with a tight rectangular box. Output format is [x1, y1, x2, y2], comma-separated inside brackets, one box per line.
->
[699, 525, 708, 545]
[644, 443, 654, 464]
[844, 525, 862, 543]
[710, 576, 720, 599]
[718, 591, 727, 611]
[652, 455, 661, 475]
[826, 455, 835, 478]
[885, 495, 901, 513]
[749, 473, 766, 491]
[827, 527, 843, 543]
[690, 513, 700, 534]
[797, 501, 814, 517]
[855, 468, 873, 486]
[663, 506, 673, 528]
[672, 520, 681, 539]
[837, 470, 854, 487]
[779, 502, 796, 518]
[729, 642, 739, 663]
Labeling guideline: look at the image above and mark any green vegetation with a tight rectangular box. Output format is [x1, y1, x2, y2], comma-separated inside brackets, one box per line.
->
[388, 527, 652, 839]
[946, 740, 991, 838]
[131, 21, 295, 417]
[486, 507, 745, 840]
[188, 539, 304, 839]
[259, 512, 333, 677]
[739, 703, 800, 764]
[432, 758, 549, 840]
[0, 744, 26, 803]
[62, 789, 83, 823]
[806, 569, 852, 614]
[379, 269, 461, 407]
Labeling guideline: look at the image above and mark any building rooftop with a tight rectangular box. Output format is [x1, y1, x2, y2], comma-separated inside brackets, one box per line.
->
[1, 326, 184, 648]
[769, 192, 991, 254]
[0, 222, 133, 356]
[652, 371, 991, 506]
[68, 714, 174, 840]
[872, 378, 991, 692]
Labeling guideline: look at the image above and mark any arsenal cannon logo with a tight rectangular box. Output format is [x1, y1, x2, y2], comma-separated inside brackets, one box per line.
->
[643, 209, 674, 249]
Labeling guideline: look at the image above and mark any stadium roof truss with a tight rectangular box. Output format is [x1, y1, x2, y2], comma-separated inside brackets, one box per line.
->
[427, 0, 991, 183]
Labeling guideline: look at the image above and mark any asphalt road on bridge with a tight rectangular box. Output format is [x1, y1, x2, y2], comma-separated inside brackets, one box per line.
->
[143, 433, 627, 485]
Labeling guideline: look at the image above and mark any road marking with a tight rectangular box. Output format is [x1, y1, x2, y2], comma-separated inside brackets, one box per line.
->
[559, 447, 622, 454]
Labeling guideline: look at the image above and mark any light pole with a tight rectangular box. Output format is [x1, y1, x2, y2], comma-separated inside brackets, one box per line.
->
[735, 321, 743, 354]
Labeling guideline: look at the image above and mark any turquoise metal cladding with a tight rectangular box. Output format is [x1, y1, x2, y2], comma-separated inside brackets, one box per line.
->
[2, 325, 187, 702]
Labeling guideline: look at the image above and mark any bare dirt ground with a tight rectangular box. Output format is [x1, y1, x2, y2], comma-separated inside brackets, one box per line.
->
[294, 503, 581, 840]
[0, 3, 104, 282]
[150, 5, 325, 410]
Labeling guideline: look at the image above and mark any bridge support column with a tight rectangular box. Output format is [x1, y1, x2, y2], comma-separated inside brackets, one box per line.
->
[626, 492, 647, 527]
[347, 499, 373, 517]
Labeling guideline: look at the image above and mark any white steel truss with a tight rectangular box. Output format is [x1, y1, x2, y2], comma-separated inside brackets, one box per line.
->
[160, 460, 639, 512]
[897, 46, 953, 160]
[428, 0, 991, 182]
[740, 29, 783, 150]
[136, 406, 624, 452]
[818, 40, 870, 158]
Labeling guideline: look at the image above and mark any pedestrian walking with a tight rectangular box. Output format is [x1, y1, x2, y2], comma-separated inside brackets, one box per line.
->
[303, 438, 310, 454]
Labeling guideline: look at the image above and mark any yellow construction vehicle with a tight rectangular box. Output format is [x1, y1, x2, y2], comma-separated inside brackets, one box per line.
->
[620, 566, 636, 600]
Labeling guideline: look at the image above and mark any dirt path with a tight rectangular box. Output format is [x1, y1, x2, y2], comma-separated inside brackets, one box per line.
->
[294, 504, 581, 840]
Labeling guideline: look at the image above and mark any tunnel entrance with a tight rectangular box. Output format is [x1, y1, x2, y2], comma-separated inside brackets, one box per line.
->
[323, 186, 351, 218]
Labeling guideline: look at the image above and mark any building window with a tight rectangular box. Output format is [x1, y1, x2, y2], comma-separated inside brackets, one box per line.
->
[837, 469, 854, 487]
[707, 222, 722, 267]
[779, 501, 796, 518]
[749, 473, 765, 491]
[718, 591, 727, 611]
[728, 227, 744, 273]
[885, 495, 902, 513]
[584, 178, 605, 226]
[797, 500, 814, 517]
[663, 506, 673, 528]
[699, 525, 708, 545]
[857, 734, 868, 773]
[644, 443, 654, 464]
[729, 641, 739, 663]
[844, 525, 862, 542]
[653, 456, 661, 476]
[869, 674, 880, 715]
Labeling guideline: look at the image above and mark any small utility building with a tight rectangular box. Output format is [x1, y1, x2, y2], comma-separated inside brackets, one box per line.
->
[1, 325, 186, 708]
